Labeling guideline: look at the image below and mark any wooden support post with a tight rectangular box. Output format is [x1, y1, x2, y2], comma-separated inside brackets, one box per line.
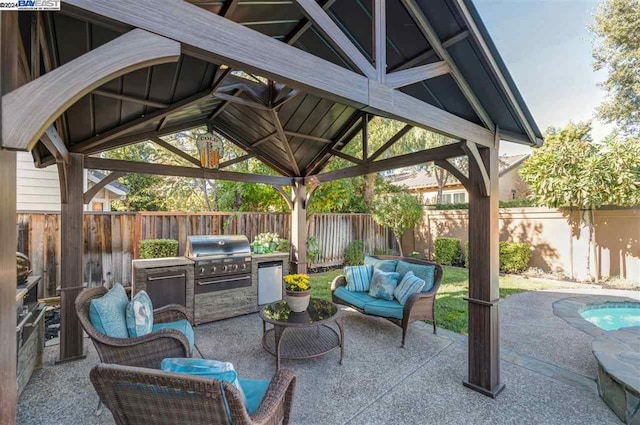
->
[464, 145, 504, 398]
[290, 181, 307, 273]
[0, 11, 19, 425]
[58, 153, 86, 363]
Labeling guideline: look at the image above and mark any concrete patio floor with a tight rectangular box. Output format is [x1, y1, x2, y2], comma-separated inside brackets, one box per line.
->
[18, 288, 637, 425]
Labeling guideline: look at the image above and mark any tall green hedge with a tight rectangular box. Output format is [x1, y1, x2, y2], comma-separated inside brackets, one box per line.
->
[499, 242, 531, 274]
[139, 239, 179, 259]
[344, 240, 364, 266]
[465, 240, 532, 274]
[434, 237, 462, 265]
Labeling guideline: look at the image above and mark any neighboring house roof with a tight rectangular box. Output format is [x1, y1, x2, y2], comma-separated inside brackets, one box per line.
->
[389, 154, 529, 190]
[87, 170, 130, 197]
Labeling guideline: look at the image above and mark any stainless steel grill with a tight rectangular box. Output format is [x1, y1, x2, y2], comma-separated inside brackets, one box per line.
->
[185, 235, 252, 294]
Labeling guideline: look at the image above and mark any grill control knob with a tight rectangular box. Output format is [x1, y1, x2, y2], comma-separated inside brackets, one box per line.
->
[211, 266, 216, 273]
[232, 264, 239, 271]
[199, 267, 205, 274]
[222, 265, 228, 272]
[241, 264, 247, 270]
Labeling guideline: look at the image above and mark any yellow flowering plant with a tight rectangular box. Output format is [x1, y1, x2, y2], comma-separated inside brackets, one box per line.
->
[283, 274, 310, 292]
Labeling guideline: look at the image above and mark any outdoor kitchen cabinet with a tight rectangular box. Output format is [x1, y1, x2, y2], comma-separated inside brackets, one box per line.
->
[16, 276, 45, 397]
[132, 257, 195, 316]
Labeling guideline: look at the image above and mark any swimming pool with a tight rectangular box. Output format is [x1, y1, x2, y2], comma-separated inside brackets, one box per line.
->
[580, 303, 640, 331]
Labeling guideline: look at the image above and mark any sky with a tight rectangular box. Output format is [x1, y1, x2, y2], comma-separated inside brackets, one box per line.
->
[472, 0, 612, 155]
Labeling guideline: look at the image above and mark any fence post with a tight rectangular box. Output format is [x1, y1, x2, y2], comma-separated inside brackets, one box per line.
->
[133, 212, 141, 259]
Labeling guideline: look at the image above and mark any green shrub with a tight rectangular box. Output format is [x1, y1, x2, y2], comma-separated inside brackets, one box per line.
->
[139, 239, 179, 259]
[434, 237, 462, 265]
[499, 242, 531, 274]
[344, 240, 364, 266]
[276, 239, 290, 253]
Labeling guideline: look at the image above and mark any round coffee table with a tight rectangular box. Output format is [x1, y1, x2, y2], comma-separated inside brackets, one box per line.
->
[259, 298, 344, 370]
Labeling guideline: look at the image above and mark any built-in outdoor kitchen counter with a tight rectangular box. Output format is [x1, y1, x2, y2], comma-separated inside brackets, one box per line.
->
[132, 257, 195, 316]
[16, 276, 45, 397]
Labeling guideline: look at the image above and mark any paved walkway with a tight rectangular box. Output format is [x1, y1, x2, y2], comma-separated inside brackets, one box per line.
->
[18, 288, 637, 425]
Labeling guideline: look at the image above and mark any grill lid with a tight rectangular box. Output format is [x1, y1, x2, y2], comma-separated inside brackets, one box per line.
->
[186, 235, 251, 259]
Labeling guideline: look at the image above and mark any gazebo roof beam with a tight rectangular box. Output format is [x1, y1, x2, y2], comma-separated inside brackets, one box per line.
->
[92, 89, 170, 109]
[150, 136, 201, 167]
[367, 124, 413, 162]
[218, 153, 256, 169]
[308, 141, 466, 183]
[269, 109, 301, 175]
[285, 0, 335, 45]
[400, 0, 494, 132]
[84, 157, 294, 185]
[293, 0, 376, 80]
[385, 61, 450, 89]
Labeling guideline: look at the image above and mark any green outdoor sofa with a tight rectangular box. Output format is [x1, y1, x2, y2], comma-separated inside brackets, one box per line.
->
[331, 255, 443, 347]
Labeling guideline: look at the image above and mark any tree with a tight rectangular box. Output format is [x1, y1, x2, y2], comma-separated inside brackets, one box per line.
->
[592, 0, 640, 135]
[520, 121, 640, 280]
[371, 192, 423, 256]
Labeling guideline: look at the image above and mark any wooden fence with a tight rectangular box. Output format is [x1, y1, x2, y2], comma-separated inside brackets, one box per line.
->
[17, 211, 395, 297]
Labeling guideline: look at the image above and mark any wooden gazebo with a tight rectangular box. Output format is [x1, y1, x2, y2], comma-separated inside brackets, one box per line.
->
[0, 1, 542, 422]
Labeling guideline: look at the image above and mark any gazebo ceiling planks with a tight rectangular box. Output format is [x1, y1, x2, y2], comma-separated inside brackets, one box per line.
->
[15, 0, 542, 179]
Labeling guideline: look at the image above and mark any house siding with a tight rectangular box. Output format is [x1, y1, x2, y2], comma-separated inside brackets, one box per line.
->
[16, 152, 61, 211]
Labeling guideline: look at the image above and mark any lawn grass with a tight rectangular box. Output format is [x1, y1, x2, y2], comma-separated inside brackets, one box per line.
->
[308, 266, 571, 334]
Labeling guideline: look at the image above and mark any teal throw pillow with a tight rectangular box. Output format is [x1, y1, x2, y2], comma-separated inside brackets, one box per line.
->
[345, 264, 373, 292]
[368, 268, 400, 301]
[396, 261, 436, 292]
[161, 358, 247, 409]
[364, 255, 398, 273]
[89, 283, 130, 338]
[394, 271, 426, 305]
[126, 290, 154, 337]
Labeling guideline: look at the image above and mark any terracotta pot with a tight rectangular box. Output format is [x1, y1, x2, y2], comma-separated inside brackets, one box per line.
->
[285, 289, 311, 312]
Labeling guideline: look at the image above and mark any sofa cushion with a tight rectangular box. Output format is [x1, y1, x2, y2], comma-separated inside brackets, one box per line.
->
[344, 264, 373, 292]
[396, 261, 436, 292]
[394, 271, 426, 305]
[126, 290, 154, 337]
[334, 286, 377, 309]
[364, 256, 398, 273]
[368, 269, 400, 301]
[152, 319, 195, 351]
[363, 298, 404, 320]
[89, 283, 130, 338]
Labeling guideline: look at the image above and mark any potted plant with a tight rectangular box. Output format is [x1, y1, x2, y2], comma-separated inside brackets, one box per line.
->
[283, 273, 311, 312]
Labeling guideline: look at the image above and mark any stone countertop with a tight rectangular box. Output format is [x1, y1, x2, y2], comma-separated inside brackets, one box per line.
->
[132, 257, 194, 268]
[251, 252, 290, 261]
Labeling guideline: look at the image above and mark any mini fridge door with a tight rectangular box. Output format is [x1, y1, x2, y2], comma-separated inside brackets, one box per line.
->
[258, 261, 283, 305]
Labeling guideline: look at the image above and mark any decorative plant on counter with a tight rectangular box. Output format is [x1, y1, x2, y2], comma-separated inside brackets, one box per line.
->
[283, 273, 311, 312]
[251, 232, 283, 254]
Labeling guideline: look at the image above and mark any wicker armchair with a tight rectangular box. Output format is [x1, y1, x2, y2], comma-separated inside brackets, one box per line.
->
[90, 363, 296, 425]
[331, 256, 443, 347]
[76, 286, 193, 369]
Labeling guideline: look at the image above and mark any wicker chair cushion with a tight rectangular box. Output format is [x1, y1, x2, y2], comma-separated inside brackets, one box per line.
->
[238, 378, 270, 415]
[344, 264, 373, 292]
[363, 298, 404, 320]
[365, 256, 398, 273]
[396, 261, 435, 292]
[368, 269, 400, 301]
[126, 290, 154, 337]
[89, 283, 130, 338]
[394, 271, 425, 305]
[334, 286, 377, 308]
[152, 320, 195, 350]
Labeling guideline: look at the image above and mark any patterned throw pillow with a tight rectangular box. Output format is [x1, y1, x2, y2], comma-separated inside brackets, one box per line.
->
[364, 255, 398, 273]
[126, 290, 154, 337]
[394, 271, 426, 305]
[89, 283, 130, 338]
[368, 268, 400, 301]
[345, 264, 373, 292]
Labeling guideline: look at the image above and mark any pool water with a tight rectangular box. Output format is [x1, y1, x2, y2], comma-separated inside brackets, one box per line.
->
[580, 306, 640, 331]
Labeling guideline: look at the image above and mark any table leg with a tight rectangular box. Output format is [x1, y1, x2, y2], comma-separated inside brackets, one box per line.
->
[336, 317, 345, 365]
[262, 319, 266, 334]
[274, 325, 285, 370]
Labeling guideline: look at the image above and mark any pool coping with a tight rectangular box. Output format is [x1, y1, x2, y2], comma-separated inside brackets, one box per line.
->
[553, 295, 640, 424]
